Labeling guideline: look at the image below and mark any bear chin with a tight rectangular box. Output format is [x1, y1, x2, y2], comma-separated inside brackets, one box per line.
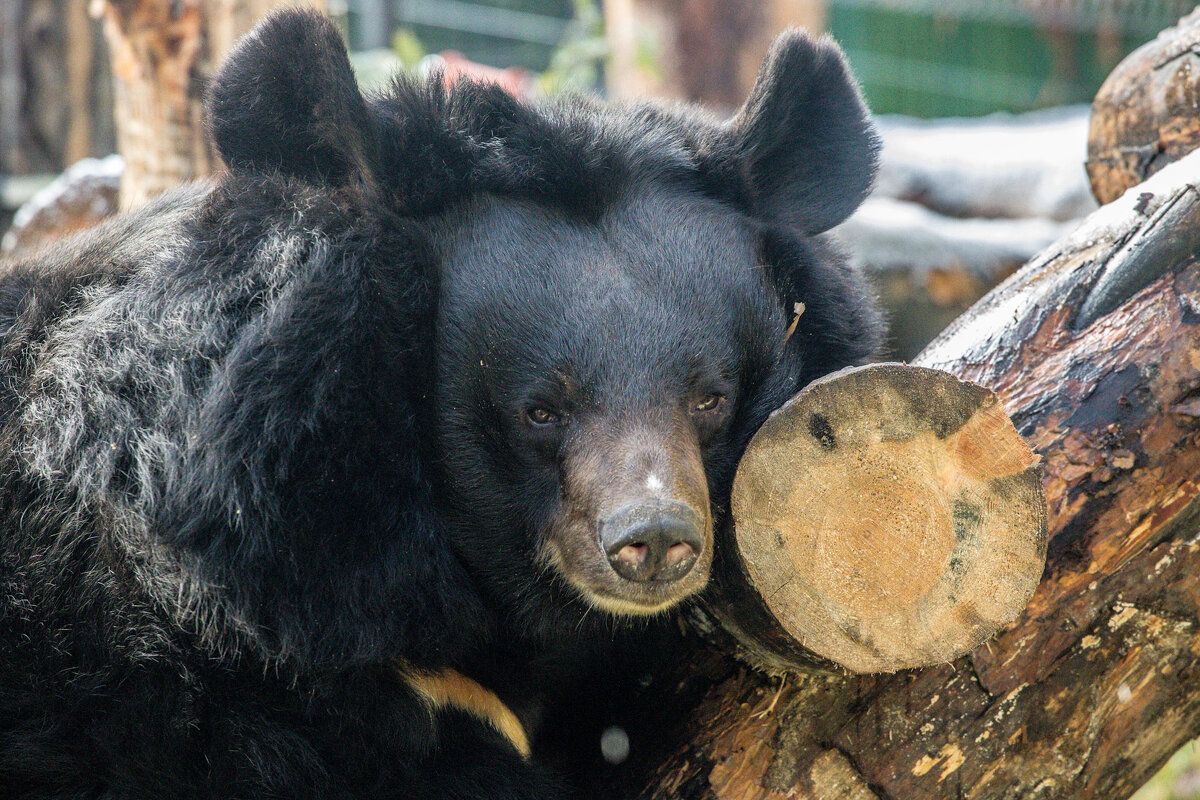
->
[540, 537, 713, 618]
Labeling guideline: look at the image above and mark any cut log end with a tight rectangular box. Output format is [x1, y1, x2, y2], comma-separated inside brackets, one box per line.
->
[727, 363, 1047, 673]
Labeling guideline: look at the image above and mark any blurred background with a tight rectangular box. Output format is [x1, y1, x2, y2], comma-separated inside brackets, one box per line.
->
[7, 0, 1196, 364]
[0, 2, 1197, 795]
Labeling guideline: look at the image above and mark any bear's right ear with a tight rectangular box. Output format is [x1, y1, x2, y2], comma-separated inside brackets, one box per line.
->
[726, 30, 880, 235]
[207, 9, 374, 186]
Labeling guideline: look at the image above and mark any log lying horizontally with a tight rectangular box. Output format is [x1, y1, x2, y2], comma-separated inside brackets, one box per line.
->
[1087, 7, 1200, 204]
[596, 142, 1200, 800]
[714, 363, 1046, 674]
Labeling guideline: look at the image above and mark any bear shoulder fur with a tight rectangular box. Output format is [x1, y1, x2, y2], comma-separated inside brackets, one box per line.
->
[0, 10, 881, 798]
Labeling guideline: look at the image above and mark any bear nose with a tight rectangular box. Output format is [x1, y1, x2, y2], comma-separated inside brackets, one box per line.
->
[601, 507, 705, 584]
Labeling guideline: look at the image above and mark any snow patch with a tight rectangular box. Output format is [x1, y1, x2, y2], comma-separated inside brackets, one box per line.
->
[8, 155, 124, 234]
[838, 196, 1070, 278]
[874, 106, 1096, 221]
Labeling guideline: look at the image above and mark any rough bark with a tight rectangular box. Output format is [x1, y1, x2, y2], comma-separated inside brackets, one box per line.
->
[96, 0, 325, 210]
[1087, 7, 1200, 204]
[603, 139, 1200, 800]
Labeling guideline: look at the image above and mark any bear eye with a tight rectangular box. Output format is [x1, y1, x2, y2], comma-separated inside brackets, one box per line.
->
[526, 407, 563, 427]
[693, 394, 724, 414]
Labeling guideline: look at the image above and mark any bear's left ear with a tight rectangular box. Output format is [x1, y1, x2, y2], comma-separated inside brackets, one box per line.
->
[727, 30, 879, 235]
[206, 9, 374, 186]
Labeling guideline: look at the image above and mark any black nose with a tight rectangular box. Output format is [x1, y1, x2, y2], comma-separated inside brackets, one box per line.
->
[601, 506, 705, 583]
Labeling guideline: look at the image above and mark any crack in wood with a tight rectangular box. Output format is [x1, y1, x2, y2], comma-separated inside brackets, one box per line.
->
[964, 652, 1000, 704]
[1075, 187, 1200, 330]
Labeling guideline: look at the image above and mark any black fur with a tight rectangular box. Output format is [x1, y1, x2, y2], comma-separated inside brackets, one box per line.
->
[0, 9, 881, 798]
[207, 12, 376, 185]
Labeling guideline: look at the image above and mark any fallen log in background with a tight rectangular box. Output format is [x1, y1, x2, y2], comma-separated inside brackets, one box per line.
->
[841, 106, 1093, 361]
[592, 140, 1200, 800]
[1087, 7, 1200, 204]
[840, 198, 1069, 360]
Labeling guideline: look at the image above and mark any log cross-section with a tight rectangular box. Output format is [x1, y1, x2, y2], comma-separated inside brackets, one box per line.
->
[719, 363, 1046, 674]
[609, 144, 1200, 800]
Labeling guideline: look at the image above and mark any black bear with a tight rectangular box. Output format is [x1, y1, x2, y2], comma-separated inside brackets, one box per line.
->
[0, 10, 881, 798]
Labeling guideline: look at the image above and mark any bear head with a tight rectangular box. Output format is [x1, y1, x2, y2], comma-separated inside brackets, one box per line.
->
[202, 10, 881, 656]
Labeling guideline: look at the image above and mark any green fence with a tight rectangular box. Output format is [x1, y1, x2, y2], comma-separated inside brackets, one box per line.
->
[830, 0, 1198, 117]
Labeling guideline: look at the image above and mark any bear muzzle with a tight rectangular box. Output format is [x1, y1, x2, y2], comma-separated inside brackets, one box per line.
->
[600, 502, 705, 584]
[545, 414, 714, 615]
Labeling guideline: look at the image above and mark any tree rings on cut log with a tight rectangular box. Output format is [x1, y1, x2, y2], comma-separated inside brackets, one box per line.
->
[727, 363, 1047, 673]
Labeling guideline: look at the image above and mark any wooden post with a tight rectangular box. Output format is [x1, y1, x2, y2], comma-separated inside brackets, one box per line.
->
[604, 0, 828, 108]
[65, 1, 97, 167]
[95, 0, 326, 210]
[3, 0, 111, 176]
[0, 0, 24, 175]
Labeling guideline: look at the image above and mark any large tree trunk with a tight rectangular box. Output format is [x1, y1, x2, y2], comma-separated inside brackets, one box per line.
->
[604, 0, 827, 109]
[95, 0, 325, 210]
[600, 135, 1200, 800]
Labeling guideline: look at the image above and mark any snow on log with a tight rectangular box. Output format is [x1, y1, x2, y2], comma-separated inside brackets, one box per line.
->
[840, 110, 1093, 359]
[874, 107, 1096, 222]
[0, 155, 122, 258]
[837, 197, 1071, 360]
[839, 197, 1070, 277]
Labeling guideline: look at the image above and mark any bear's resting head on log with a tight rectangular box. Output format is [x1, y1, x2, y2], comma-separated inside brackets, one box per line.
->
[5, 10, 882, 678]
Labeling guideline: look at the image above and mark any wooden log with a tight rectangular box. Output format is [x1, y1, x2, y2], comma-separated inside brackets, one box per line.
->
[598, 139, 1200, 800]
[1086, 7, 1200, 204]
[712, 363, 1046, 674]
[0, 156, 122, 258]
